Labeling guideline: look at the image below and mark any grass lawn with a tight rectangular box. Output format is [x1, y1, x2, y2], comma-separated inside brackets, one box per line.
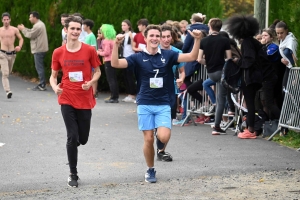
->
[272, 130, 300, 150]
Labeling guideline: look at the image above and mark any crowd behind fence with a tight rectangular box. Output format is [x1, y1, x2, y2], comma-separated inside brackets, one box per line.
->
[178, 65, 300, 150]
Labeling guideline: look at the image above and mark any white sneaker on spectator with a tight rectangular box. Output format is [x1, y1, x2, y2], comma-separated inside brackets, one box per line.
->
[172, 119, 179, 125]
[122, 96, 130, 102]
[124, 96, 135, 103]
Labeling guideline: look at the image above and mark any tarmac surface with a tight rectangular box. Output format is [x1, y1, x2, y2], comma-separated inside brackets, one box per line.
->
[0, 75, 300, 199]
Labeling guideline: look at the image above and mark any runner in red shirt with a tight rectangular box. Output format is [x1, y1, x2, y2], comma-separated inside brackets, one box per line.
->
[49, 15, 101, 188]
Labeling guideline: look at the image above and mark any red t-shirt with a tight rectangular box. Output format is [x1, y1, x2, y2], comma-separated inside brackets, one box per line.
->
[134, 32, 146, 49]
[51, 43, 101, 109]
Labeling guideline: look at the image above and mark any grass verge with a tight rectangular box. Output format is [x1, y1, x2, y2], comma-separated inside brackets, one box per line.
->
[272, 130, 300, 149]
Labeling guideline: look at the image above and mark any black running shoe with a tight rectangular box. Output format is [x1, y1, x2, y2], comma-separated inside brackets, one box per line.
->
[6, 91, 12, 99]
[104, 98, 119, 103]
[157, 150, 173, 162]
[68, 174, 79, 188]
[212, 126, 226, 135]
[32, 84, 46, 91]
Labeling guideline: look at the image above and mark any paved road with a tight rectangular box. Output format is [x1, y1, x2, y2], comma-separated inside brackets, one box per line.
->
[0, 75, 300, 199]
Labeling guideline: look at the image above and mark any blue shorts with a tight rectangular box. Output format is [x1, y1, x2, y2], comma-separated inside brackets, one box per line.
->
[137, 105, 171, 131]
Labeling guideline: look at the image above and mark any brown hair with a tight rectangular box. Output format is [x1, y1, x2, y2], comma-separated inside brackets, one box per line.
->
[122, 19, 133, 32]
[209, 18, 222, 32]
[262, 28, 276, 38]
[144, 24, 161, 38]
[180, 20, 188, 26]
[160, 24, 172, 33]
[191, 13, 206, 23]
[137, 18, 149, 27]
[275, 21, 288, 30]
[64, 15, 83, 28]
[171, 26, 181, 42]
[60, 13, 69, 18]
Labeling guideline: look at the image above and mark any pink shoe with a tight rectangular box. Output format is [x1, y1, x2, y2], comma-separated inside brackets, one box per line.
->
[238, 129, 257, 139]
[195, 117, 205, 123]
[197, 116, 210, 124]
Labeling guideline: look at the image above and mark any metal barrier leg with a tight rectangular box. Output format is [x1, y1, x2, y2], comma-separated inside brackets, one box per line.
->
[181, 113, 196, 127]
[267, 128, 281, 141]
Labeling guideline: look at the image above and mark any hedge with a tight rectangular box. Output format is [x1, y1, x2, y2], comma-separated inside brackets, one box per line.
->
[0, 0, 222, 92]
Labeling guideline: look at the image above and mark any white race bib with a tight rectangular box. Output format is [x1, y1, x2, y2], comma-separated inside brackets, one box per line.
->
[150, 77, 163, 88]
[69, 71, 83, 82]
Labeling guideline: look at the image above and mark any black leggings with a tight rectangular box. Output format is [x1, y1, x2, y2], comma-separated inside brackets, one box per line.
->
[122, 68, 136, 95]
[187, 79, 203, 103]
[105, 61, 119, 99]
[261, 76, 281, 119]
[241, 82, 260, 131]
[61, 105, 92, 174]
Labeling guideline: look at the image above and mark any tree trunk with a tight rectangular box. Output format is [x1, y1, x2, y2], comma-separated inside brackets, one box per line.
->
[254, 0, 266, 30]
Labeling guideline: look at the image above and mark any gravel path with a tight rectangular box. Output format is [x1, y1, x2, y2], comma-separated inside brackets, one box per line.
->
[1, 170, 299, 199]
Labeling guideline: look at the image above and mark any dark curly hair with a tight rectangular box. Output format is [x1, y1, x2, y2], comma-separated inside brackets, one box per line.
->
[225, 15, 259, 40]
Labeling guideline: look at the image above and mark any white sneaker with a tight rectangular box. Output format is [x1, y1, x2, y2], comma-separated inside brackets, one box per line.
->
[122, 96, 130, 102]
[124, 96, 135, 103]
[220, 121, 229, 128]
[172, 119, 179, 125]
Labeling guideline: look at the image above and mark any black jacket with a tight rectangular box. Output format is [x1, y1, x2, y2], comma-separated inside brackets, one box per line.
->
[239, 37, 275, 86]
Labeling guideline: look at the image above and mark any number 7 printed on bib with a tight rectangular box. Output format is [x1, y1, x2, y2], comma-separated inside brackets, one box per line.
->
[150, 69, 163, 88]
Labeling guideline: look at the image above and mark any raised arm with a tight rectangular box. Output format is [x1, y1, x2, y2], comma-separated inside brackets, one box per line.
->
[20, 24, 41, 39]
[177, 30, 203, 63]
[111, 34, 129, 69]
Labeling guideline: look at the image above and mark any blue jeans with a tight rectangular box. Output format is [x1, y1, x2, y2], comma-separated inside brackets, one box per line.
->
[34, 52, 46, 86]
[202, 78, 216, 104]
[179, 92, 187, 120]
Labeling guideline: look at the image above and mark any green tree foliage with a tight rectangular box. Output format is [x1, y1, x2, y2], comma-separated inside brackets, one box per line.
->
[221, 0, 254, 18]
[269, 0, 300, 64]
[0, 0, 222, 90]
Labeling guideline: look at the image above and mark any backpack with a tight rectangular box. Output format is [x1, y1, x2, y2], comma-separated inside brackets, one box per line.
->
[221, 58, 241, 94]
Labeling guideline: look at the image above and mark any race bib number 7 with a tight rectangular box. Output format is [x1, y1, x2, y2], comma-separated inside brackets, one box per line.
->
[150, 69, 163, 88]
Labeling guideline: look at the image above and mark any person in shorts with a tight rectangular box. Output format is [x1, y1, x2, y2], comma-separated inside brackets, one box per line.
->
[111, 24, 203, 183]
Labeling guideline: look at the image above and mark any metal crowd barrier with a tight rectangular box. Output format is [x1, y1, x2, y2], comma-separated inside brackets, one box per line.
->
[180, 65, 237, 129]
[180, 65, 211, 126]
[268, 67, 300, 151]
